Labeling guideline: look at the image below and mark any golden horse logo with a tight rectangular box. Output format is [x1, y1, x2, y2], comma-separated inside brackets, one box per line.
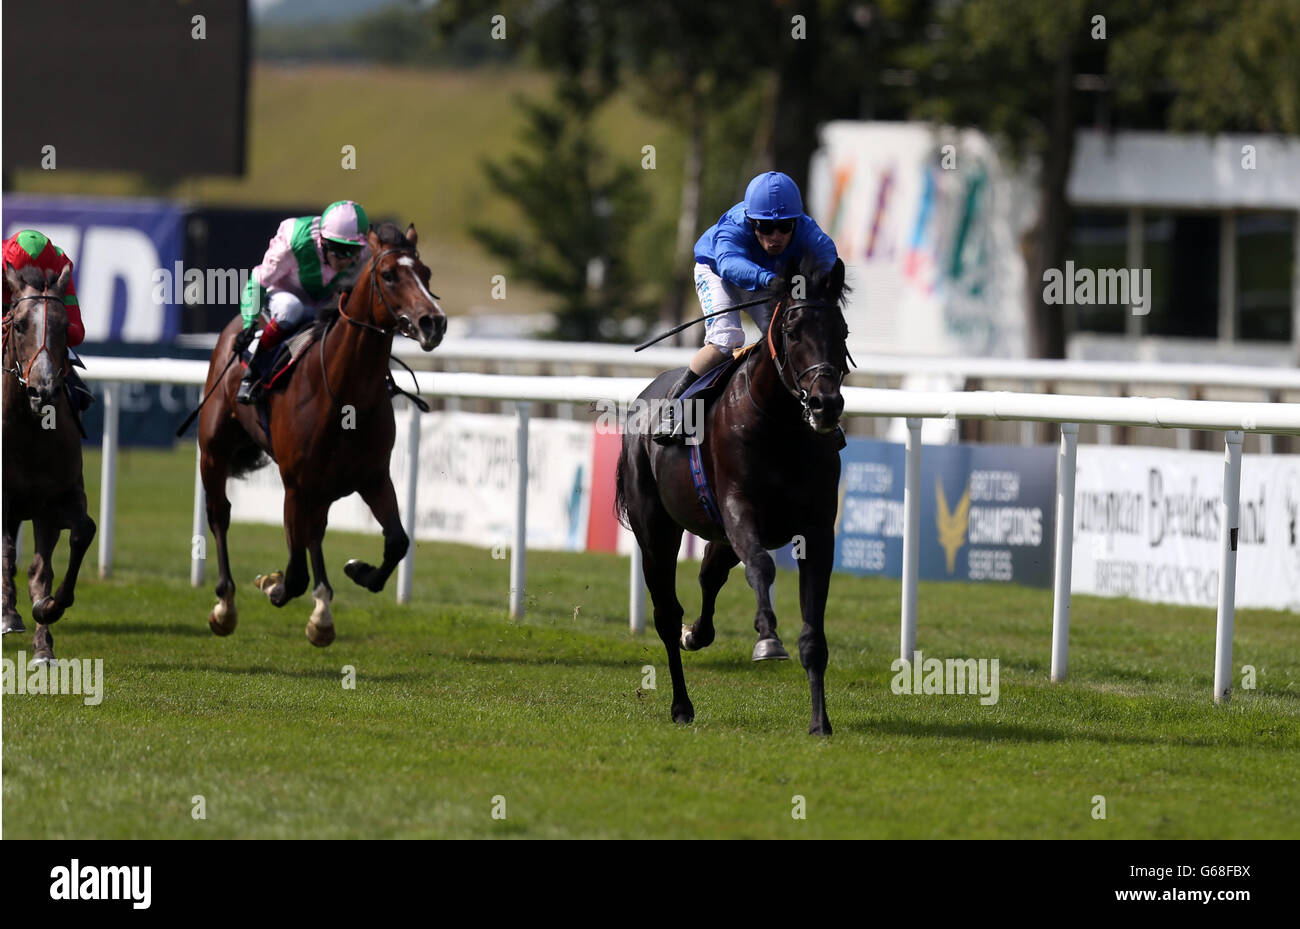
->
[935, 478, 971, 574]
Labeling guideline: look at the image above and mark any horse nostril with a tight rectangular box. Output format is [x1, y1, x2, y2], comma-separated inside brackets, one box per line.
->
[807, 394, 824, 412]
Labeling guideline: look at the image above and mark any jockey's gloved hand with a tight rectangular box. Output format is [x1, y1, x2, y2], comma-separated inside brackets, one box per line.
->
[233, 326, 256, 354]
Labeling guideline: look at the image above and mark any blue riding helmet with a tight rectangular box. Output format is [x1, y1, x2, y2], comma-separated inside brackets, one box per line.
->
[743, 171, 804, 221]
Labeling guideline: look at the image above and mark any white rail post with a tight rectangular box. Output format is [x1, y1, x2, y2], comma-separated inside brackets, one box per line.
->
[629, 545, 645, 633]
[509, 401, 530, 619]
[1213, 430, 1244, 704]
[1050, 423, 1079, 682]
[191, 440, 206, 587]
[98, 381, 120, 579]
[396, 400, 422, 604]
[900, 417, 922, 660]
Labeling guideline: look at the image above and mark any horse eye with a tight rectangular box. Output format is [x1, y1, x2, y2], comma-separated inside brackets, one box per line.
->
[382, 269, 398, 284]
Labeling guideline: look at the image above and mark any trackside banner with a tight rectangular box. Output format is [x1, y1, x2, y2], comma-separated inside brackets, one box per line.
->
[1071, 446, 1300, 611]
[3, 193, 184, 342]
[814, 437, 1057, 587]
[229, 410, 593, 552]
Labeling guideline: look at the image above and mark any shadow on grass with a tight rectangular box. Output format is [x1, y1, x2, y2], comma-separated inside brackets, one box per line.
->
[136, 662, 433, 683]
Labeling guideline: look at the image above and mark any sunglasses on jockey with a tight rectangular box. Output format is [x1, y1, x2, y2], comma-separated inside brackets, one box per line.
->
[750, 217, 796, 236]
[324, 239, 363, 259]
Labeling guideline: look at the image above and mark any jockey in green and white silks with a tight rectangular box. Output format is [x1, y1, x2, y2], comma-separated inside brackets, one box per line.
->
[236, 200, 370, 404]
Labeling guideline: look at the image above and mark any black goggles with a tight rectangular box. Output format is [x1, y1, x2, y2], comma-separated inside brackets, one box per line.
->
[324, 240, 362, 259]
[750, 217, 796, 235]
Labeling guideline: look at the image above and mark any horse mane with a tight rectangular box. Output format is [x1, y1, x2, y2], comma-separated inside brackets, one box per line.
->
[311, 221, 413, 339]
[371, 221, 412, 249]
[9, 265, 52, 293]
[776, 253, 851, 308]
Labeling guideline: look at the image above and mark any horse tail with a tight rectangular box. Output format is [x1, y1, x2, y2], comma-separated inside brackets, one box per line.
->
[229, 444, 270, 479]
[614, 434, 631, 529]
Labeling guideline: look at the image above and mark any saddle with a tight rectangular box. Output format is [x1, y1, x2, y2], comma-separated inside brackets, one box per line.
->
[677, 343, 757, 530]
[680, 342, 757, 406]
[242, 316, 320, 392]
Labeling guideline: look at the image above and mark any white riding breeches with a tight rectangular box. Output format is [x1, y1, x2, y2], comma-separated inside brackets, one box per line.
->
[695, 262, 777, 355]
[267, 290, 312, 329]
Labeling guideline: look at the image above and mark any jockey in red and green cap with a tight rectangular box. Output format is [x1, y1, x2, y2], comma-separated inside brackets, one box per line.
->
[236, 199, 370, 404]
[2, 229, 93, 411]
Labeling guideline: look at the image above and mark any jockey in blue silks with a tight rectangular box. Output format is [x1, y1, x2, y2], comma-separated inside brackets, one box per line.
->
[655, 170, 839, 444]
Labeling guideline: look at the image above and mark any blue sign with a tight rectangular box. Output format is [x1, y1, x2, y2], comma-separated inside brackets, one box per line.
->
[2, 193, 185, 343]
[775, 437, 1058, 588]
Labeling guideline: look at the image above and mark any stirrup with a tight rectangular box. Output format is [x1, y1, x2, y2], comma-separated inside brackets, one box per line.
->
[652, 407, 684, 446]
[236, 373, 261, 405]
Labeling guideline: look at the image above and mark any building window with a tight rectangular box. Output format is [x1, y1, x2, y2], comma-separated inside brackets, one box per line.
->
[1067, 210, 1129, 334]
[1236, 212, 1294, 342]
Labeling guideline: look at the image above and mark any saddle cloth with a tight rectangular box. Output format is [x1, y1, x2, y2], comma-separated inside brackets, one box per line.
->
[242, 318, 320, 390]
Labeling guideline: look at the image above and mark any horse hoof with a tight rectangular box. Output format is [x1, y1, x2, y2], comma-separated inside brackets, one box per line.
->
[680, 625, 696, 650]
[752, 638, 790, 661]
[1, 615, 26, 635]
[305, 620, 335, 648]
[208, 605, 238, 637]
[255, 572, 283, 594]
[31, 596, 62, 625]
[809, 721, 833, 737]
[671, 706, 695, 725]
[30, 652, 56, 668]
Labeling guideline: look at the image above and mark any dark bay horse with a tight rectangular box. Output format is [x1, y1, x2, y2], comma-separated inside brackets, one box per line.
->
[617, 257, 850, 734]
[198, 222, 446, 646]
[2, 264, 97, 664]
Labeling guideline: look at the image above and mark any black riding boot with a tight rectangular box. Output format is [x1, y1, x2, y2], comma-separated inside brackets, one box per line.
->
[652, 368, 700, 446]
[66, 368, 93, 413]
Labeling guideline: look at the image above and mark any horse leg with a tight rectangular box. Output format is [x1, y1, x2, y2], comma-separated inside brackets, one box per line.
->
[343, 475, 408, 593]
[681, 540, 738, 651]
[631, 500, 691, 723]
[304, 509, 335, 648]
[257, 486, 310, 607]
[796, 528, 834, 736]
[46, 490, 95, 621]
[28, 516, 59, 624]
[202, 444, 239, 635]
[27, 517, 59, 665]
[1, 515, 24, 635]
[727, 514, 789, 661]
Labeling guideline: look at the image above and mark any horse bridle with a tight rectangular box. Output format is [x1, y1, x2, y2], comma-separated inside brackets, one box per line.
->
[337, 245, 439, 338]
[323, 245, 440, 404]
[764, 298, 854, 420]
[2, 293, 67, 389]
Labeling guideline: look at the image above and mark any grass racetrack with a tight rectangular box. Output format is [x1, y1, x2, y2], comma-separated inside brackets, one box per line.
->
[3, 446, 1297, 838]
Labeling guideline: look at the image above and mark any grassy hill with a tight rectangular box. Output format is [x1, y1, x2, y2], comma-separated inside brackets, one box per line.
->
[9, 64, 686, 321]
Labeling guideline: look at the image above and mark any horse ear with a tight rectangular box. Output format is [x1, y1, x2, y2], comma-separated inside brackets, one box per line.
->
[52, 264, 72, 296]
[405, 223, 418, 247]
[4, 263, 22, 295]
[366, 227, 380, 252]
[783, 258, 800, 285]
[830, 258, 845, 296]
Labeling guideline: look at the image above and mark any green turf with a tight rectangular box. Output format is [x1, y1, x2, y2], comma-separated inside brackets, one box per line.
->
[2, 446, 1297, 838]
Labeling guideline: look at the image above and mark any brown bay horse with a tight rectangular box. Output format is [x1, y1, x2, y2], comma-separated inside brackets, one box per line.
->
[197, 222, 445, 646]
[616, 257, 850, 734]
[2, 265, 97, 664]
